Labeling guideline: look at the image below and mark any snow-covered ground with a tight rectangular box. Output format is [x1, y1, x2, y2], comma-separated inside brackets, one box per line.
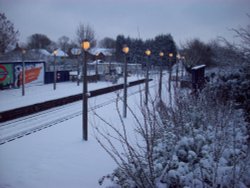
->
[0, 75, 144, 112]
[0, 74, 164, 188]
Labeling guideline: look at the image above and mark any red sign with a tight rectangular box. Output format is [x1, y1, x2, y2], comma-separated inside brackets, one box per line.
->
[0, 64, 8, 81]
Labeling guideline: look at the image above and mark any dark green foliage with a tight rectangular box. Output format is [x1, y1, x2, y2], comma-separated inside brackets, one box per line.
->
[115, 34, 177, 66]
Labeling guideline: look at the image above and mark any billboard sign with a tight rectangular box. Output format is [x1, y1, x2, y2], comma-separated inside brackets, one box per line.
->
[14, 62, 44, 87]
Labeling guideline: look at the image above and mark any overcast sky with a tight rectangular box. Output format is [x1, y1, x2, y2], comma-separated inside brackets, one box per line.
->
[0, 0, 249, 46]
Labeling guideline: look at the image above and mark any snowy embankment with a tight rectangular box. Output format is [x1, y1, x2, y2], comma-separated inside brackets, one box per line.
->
[0, 74, 162, 188]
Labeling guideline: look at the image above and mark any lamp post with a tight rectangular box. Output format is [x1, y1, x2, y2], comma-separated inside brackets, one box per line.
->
[176, 53, 181, 86]
[168, 53, 173, 106]
[159, 51, 164, 100]
[81, 39, 90, 141]
[53, 50, 58, 90]
[168, 53, 173, 93]
[181, 56, 185, 79]
[122, 45, 129, 118]
[21, 49, 26, 96]
[145, 49, 151, 105]
[95, 53, 99, 82]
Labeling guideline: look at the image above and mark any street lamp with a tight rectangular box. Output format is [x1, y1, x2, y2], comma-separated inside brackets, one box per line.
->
[176, 53, 181, 86]
[122, 45, 129, 118]
[181, 56, 185, 79]
[168, 53, 173, 106]
[159, 51, 164, 100]
[53, 50, 58, 90]
[21, 49, 26, 96]
[168, 53, 173, 93]
[145, 49, 151, 105]
[81, 39, 90, 141]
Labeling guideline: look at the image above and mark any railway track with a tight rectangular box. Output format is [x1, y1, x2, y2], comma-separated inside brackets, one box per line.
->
[0, 84, 155, 145]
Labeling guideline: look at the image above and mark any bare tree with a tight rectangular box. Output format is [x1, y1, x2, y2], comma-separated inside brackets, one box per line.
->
[232, 20, 250, 55]
[182, 39, 213, 71]
[76, 23, 96, 47]
[26, 33, 52, 50]
[0, 12, 19, 54]
[92, 91, 164, 188]
[57, 36, 70, 52]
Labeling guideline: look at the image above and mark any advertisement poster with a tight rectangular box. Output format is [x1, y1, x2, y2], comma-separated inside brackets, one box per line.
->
[14, 63, 44, 87]
[0, 64, 14, 88]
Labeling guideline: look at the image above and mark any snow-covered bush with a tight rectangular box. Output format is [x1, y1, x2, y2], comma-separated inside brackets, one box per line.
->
[157, 86, 249, 188]
[94, 82, 249, 188]
[207, 62, 250, 132]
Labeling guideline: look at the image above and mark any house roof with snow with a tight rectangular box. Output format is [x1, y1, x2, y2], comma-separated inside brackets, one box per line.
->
[89, 48, 114, 56]
[52, 49, 68, 57]
[0, 48, 50, 61]
[31, 49, 51, 56]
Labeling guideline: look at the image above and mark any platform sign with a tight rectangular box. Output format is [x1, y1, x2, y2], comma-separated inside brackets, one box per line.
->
[0, 64, 14, 87]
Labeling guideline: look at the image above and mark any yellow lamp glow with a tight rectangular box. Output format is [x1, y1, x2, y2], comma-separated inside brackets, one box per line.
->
[122, 45, 129, 54]
[159, 52, 164, 57]
[53, 50, 58, 56]
[145, 49, 151, 56]
[81, 40, 90, 51]
[168, 53, 173, 58]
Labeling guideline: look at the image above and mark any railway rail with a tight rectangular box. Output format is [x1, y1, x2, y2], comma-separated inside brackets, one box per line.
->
[0, 79, 150, 123]
[0, 83, 155, 145]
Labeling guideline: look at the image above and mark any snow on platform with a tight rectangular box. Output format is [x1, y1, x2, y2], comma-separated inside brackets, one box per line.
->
[0, 75, 143, 112]
[0, 74, 157, 188]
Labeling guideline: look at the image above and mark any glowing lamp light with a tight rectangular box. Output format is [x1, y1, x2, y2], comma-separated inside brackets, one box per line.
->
[53, 50, 58, 56]
[145, 49, 151, 56]
[168, 53, 173, 58]
[122, 45, 129, 54]
[81, 40, 90, 51]
[159, 52, 164, 57]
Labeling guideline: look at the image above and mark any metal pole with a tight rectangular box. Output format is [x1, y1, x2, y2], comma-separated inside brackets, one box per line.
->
[159, 58, 163, 100]
[95, 61, 98, 83]
[53, 54, 56, 90]
[82, 50, 88, 141]
[145, 57, 149, 105]
[123, 54, 128, 118]
[168, 58, 171, 93]
[77, 56, 80, 86]
[22, 53, 25, 96]
[176, 62, 179, 87]
[168, 57, 172, 106]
